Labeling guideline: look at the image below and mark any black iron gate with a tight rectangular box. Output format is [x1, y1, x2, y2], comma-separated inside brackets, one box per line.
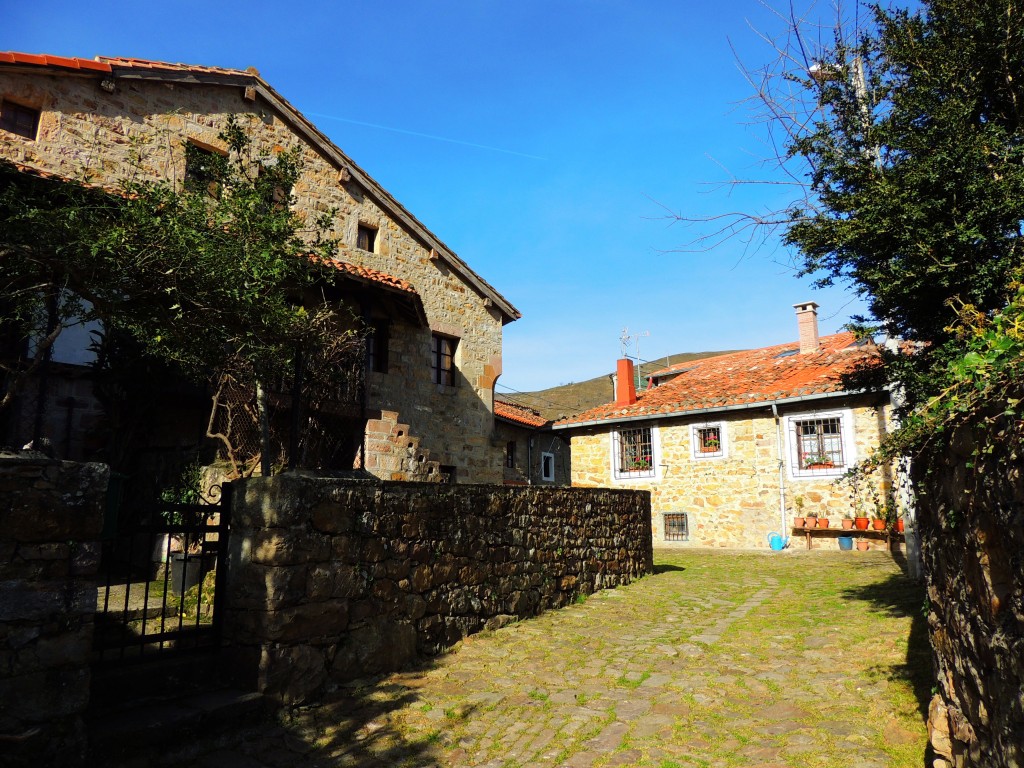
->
[93, 483, 232, 664]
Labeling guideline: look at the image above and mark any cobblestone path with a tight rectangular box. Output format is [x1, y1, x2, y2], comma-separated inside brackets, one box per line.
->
[192, 550, 929, 768]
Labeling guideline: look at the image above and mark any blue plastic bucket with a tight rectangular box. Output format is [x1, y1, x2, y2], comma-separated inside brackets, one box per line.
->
[838, 535, 854, 551]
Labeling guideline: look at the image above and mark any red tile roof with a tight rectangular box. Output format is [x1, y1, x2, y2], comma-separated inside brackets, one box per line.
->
[494, 399, 548, 428]
[0, 52, 112, 72]
[311, 255, 416, 295]
[555, 332, 882, 427]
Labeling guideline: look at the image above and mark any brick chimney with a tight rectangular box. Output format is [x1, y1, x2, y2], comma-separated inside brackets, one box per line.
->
[793, 301, 820, 354]
[615, 358, 637, 405]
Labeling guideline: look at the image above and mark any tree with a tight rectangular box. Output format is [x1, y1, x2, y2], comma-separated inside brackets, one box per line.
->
[686, 0, 1024, 407]
[0, 118, 360, 474]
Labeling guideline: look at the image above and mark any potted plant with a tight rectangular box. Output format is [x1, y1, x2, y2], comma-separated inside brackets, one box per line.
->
[701, 435, 721, 453]
[854, 515, 870, 530]
[804, 510, 819, 529]
[804, 454, 835, 470]
[817, 515, 830, 529]
[160, 461, 218, 597]
[792, 496, 805, 528]
[871, 517, 886, 530]
[856, 539, 871, 551]
[841, 512, 855, 530]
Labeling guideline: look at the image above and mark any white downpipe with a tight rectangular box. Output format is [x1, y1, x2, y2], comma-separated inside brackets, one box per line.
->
[772, 402, 787, 537]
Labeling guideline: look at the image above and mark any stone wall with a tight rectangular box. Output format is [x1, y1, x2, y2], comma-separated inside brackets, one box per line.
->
[223, 475, 652, 703]
[0, 455, 108, 767]
[0, 66, 509, 483]
[566, 395, 893, 549]
[913, 403, 1024, 767]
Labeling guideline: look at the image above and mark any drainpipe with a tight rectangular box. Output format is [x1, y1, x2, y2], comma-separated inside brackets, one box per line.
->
[771, 402, 787, 535]
[527, 436, 534, 486]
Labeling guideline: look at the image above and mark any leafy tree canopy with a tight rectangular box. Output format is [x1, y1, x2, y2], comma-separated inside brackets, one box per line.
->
[1, 118, 352, 413]
[783, 0, 1024, 405]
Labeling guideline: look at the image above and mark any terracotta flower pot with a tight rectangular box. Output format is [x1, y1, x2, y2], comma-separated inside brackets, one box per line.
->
[842, 519, 854, 530]
[854, 517, 870, 530]
[804, 519, 817, 529]
[871, 519, 886, 531]
[856, 540, 870, 551]
[817, 518, 830, 529]
[793, 517, 805, 528]
[897, 519, 905, 533]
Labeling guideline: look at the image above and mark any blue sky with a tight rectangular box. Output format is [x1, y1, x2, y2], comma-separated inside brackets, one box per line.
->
[5, 0, 870, 392]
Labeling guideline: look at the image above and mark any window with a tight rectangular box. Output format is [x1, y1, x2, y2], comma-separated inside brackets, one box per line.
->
[541, 452, 555, 482]
[692, 423, 725, 459]
[366, 321, 389, 373]
[184, 141, 226, 198]
[0, 100, 40, 139]
[438, 464, 456, 484]
[505, 441, 516, 469]
[258, 160, 291, 211]
[785, 410, 854, 478]
[613, 426, 655, 479]
[357, 224, 377, 252]
[664, 513, 689, 542]
[431, 333, 457, 386]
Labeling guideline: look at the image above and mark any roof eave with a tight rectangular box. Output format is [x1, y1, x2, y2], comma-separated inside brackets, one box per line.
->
[551, 387, 889, 430]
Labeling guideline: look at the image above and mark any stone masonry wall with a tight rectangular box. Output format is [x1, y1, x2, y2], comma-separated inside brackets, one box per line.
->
[0, 68, 507, 483]
[913, 402, 1024, 767]
[0, 456, 108, 767]
[223, 475, 652, 704]
[568, 396, 892, 549]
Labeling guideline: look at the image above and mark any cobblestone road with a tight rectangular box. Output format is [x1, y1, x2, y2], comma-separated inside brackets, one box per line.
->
[181, 550, 929, 768]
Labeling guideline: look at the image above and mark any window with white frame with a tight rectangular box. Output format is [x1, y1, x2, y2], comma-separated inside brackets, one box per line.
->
[785, 410, 854, 478]
[541, 452, 555, 482]
[612, 425, 656, 479]
[691, 422, 725, 459]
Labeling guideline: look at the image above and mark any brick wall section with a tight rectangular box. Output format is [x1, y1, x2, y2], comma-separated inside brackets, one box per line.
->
[223, 475, 652, 703]
[0, 456, 108, 766]
[568, 396, 892, 549]
[0, 69, 507, 483]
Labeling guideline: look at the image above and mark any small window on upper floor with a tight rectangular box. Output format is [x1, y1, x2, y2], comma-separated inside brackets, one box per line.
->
[692, 423, 725, 459]
[505, 441, 516, 469]
[431, 333, 458, 387]
[184, 141, 227, 198]
[366, 320, 389, 373]
[357, 224, 378, 252]
[1, 100, 40, 140]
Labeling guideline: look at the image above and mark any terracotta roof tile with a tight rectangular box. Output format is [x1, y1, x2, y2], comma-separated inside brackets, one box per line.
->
[555, 332, 882, 427]
[494, 399, 548, 428]
[95, 56, 254, 78]
[0, 52, 112, 72]
[309, 255, 417, 295]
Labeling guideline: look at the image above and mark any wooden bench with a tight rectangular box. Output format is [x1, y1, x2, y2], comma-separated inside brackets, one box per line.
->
[791, 524, 904, 551]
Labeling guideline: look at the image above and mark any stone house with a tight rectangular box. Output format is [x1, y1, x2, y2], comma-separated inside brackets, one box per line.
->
[0, 52, 520, 483]
[493, 398, 571, 486]
[553, 303, 895, 548]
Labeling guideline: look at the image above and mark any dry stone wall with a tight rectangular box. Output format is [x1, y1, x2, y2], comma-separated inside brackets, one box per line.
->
[568, 396, 892, 549]
[913, 405, 1024, 767]
[223, 475, 652, 703]
[0, 455, 108, 767]
[0, 68, 507, 483]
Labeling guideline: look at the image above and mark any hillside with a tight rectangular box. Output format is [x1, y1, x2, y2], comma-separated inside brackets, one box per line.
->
[502, 350, 738, 422]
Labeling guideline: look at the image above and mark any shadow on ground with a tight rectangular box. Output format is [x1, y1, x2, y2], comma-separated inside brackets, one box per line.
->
[841, 556, 932, 722]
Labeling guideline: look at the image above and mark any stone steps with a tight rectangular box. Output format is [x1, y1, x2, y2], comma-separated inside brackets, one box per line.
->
[87, 654, 270, 766]
[364, 409, 442, 481]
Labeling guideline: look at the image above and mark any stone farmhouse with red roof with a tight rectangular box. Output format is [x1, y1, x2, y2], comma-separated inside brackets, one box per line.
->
[492, 398, 570, 486]
[0, 52, 520, 483]
[553, 303, 895, 549]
